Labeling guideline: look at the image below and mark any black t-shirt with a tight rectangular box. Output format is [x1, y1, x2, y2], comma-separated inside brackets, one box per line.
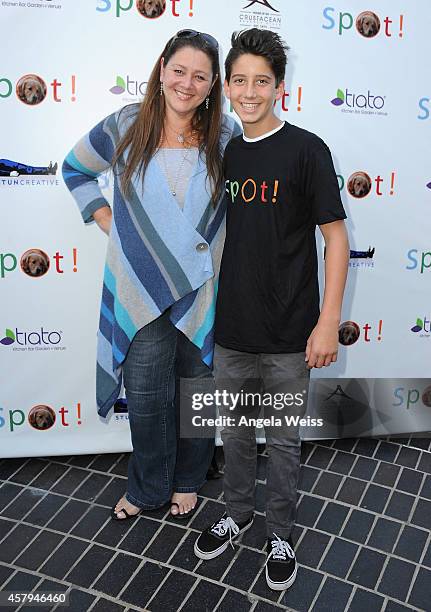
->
[215, 122, 346, 354]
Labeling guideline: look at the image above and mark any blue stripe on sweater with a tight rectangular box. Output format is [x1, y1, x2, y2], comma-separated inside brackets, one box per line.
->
[206, 196, 226, 245]
[114, 199, 176, 311]
[103, 265, 137, 341]
[64, 150, 98, 178]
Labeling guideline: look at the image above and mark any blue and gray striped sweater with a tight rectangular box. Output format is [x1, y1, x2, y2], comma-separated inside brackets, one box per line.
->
[62, 104, 239, 417]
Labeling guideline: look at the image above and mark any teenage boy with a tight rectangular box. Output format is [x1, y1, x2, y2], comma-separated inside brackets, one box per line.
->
[194, 29, 349, 591]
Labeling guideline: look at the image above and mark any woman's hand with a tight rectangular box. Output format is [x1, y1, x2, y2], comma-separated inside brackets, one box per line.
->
[93, 206, 112, 235]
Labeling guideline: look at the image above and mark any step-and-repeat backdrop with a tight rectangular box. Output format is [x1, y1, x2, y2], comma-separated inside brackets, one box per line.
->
[1, 0, 430, 457]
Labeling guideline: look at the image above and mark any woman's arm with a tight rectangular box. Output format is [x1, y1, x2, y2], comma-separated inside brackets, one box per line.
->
[62, 113, 118, 234]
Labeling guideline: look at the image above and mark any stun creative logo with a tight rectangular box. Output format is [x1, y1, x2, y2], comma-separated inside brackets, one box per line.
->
[238, 0, 282, 30]
[411, 317, 430, 337]
[0, 158, 59, 187]
[331, 88, 387, 116]
[349, 247, 375, 270]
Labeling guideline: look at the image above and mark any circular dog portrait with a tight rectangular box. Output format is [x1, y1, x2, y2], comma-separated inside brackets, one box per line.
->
[356, 11, 381, 38]
[347, 172, 372, 199]
[137, 0, 166, 18]
[28, 405, 56, 431]
[338, 321, 360, 346]
[422, 385, 431, 408]
[16, 74, 47, 106]
[20, 248, 50, 278]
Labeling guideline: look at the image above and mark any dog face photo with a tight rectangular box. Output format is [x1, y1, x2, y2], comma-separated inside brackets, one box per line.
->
[356, 11, 380, 38]
[137, 0, 166, 18]
[28, 405, 56, 431]
[422, 385, 431, 408]
[338, 321, 360, 346]
[20, 249, 50, 278]
[347, 172, 372, 198]
[16, 74, 47, 106]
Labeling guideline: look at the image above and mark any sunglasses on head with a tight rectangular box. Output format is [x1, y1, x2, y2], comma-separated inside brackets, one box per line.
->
[170, 29, 219, 51]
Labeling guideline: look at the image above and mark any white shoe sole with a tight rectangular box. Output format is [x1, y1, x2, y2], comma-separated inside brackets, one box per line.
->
[265, 563, 297, 591]
[194, 519, 253, 560]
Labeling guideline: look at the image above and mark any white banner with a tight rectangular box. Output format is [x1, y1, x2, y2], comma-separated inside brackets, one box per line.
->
[1, 0, 430, 457]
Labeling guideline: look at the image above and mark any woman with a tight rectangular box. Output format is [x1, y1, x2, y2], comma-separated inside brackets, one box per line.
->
[62, 30, 240, 520]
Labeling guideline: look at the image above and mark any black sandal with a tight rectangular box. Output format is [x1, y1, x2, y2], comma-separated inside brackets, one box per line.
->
[169, 500, 199, 521]
[111, 505, 142, 521]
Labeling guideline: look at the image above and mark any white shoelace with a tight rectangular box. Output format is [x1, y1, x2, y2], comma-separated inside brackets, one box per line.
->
[266, 533, 295, 564]
[211, 516, 240, 548]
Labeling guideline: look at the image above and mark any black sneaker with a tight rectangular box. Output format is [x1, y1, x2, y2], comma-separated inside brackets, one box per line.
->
[265, 533, 297, 591]
[194, 513, 253, 560]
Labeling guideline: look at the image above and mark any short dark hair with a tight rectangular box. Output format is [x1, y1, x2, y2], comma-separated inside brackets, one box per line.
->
[225, 28, 288, 86]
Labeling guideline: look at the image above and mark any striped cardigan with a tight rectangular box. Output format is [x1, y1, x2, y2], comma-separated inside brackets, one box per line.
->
[62, 104, 239, 417]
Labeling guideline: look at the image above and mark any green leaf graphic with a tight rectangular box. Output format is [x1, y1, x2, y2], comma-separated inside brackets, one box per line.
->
[5, 328, 15, 340]
[116, 76, 126, 89]
[336, 88, 345, 101]
[416, 318, 423, 328]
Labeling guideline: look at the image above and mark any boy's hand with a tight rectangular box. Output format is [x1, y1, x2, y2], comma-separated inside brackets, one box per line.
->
[305, 322, 339, 369]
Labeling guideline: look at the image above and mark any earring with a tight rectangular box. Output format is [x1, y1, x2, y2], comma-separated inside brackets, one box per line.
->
[205, 97, 209, 110]
[160, 82, 164, 96]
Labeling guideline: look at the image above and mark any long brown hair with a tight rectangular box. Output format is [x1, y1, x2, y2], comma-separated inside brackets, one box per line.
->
[113, 34, 224, 206]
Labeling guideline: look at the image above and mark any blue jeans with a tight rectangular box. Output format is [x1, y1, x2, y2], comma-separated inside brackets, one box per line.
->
[122, 310, 214, 509]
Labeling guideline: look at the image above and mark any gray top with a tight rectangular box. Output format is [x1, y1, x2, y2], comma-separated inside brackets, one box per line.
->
[155, 147, 199, 209]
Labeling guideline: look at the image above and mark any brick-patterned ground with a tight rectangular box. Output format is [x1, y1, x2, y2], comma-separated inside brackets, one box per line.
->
[1, 436, 431, 611]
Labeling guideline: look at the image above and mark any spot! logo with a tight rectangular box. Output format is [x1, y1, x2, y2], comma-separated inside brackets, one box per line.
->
[0, 327, 66, 351]
[338, 319, 383, 346]
[406, 249, 431, 274]
[337, 171, 396, 199]
[96, 0, 195, 19]
[322, 7, 404, 39]
[418, 97, 430, 120]
[411, 316, 430, 338]
[331, 88, 387, 117]
[0, 74, 77, 105]
[238, 0, 283, 31]
[393, 384, 431, 410]
[0, 402, 82, 433]
[0, 248, 79, 279]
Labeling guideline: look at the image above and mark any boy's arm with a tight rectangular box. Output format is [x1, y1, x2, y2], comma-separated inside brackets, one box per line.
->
[305, 219, 349, 368]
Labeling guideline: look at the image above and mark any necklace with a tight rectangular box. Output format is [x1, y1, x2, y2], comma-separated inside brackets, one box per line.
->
[165, 123, 198, 148]
[159, 146, 194, 198]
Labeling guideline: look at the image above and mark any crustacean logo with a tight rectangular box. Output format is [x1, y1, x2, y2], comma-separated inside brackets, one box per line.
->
[238, 0, 282, 30]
